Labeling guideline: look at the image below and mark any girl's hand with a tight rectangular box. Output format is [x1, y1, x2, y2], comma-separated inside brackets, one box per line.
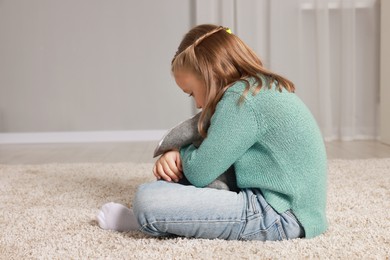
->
[153, 150, 183, 182]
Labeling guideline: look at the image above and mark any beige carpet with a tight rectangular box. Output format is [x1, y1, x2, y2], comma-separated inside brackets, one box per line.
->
[0, 159, 389, 259]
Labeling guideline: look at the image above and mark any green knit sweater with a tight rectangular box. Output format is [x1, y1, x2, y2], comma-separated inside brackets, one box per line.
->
[180, 79, 328, 238]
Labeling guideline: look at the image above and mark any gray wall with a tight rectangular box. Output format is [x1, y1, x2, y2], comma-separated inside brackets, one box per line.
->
[0, 0, 194, 133]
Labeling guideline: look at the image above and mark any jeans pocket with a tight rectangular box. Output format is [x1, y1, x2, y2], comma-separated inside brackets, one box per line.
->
[239, 215, 285, 241]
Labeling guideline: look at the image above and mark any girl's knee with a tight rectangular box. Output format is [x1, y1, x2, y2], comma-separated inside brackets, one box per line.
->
[133, 181, 179, 235]
[133, 182, 158, 212]
[133, 182, 155, 226]
[134, 181, 169, 202]
[132, 181, 170, 221]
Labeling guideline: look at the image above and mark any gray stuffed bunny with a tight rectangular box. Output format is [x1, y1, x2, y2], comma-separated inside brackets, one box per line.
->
[154, 112, 238, 192]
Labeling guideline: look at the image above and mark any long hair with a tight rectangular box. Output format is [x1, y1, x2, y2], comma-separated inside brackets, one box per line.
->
[171, 24, 295, 137]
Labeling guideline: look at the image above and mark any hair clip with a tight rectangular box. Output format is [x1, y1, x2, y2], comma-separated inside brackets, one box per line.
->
[226, 28, 232, 34]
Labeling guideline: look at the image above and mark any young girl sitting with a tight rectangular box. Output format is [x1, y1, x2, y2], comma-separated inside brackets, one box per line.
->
[97, 24, 328, 241]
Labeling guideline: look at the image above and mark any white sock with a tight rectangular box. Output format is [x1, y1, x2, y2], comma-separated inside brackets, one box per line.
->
[97, 202, 140, 232]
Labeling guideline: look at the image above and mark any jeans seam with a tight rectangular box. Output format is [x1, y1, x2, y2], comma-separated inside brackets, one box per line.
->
[147, 219, 243, 224]
[140, 219, 244, 237]
[251, 194, 260, 214]
[276, 218, 287, 240]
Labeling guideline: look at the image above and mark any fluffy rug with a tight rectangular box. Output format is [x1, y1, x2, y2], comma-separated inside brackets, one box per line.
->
[0, 159, 389, 259]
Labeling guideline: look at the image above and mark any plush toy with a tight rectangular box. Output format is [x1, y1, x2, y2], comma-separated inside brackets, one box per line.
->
[154, 112, 238, 192]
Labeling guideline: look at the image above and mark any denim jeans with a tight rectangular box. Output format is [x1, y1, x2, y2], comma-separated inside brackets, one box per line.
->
[133, 180, 304, 241]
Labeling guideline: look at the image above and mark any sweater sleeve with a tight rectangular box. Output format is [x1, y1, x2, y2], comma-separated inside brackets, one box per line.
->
[180, 92, 260, 187]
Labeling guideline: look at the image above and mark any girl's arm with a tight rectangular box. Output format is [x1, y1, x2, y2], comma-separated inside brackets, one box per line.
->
[180, 92, 261, 187]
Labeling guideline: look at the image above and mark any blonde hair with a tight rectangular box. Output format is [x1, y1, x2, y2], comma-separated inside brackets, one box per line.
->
[171, 24, 295, 137]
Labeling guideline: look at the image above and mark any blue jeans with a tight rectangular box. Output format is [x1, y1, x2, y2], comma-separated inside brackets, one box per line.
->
[133, 180, 304, 241]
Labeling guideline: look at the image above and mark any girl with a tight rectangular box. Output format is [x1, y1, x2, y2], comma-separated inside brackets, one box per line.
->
[97, 24, 328, 240]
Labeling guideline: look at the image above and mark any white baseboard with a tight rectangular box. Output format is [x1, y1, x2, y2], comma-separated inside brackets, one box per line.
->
[0, 130, 166, 144]
[324, 135, 379, 142]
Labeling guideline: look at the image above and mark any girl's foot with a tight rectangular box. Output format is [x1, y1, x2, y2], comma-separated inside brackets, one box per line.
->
[97, 202, 140, 232]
